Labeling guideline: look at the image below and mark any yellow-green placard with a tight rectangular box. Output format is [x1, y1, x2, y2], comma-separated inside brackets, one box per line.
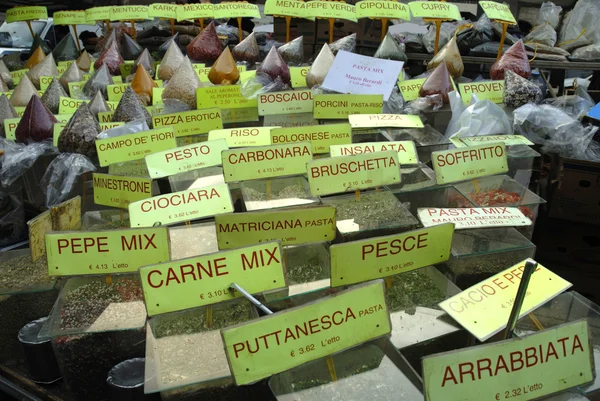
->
[196, 86, 258, 110]
[459, 80, 504, 104]
[239, 70, 257, 83]
[129, 183, 233, 227]
[93, 173, 153, 209]
[408, 1, 461, 20]
[258, 89, 313, 116]
[39, 75, 55, 90]
[458, 135, 534, 147]
[96, 127, 177, 167]
[3, 117, 20, 140]
[215, 206, 336, 249]
[6, 7, 47, 23]
[148, 3, 179, 19]
[348, 114, 424, 129]
[305, 1, 357, 22]
[440, 259, 572, 341]
[97, 111, 114, 123]
[10, 69, 28, 86]
[59, 96, 89, 114]
[46, 227, 170, 276]
[330, 224, 453, 287]
[213, 2, 261, 18]
[119, 62, 135, 78]
[14, 107, 25, 117]
[67, 80, 87, 97]
[222, 107, 260, 124]
[289, 66, 309, 87]
[106, 83, 130, 102]
[53, 11, 87, 25]
[100, 121, 124, 131]
[85, 6, 110, 22]
[355, 1, 410, 20]
[176, 3, 213, 21]
[479, 1, 516, 24]
[195, 64, 246, 83]
[141, 241, 286, 316]
[423, 319, 593, 401]
[152, 108, 223, 137]
[307, 151, 400, 196]
[313, 94, 383, 119]
[152, 87, 164, 105]
[109, 160, 150, 177]
[397, 77, 452, 101]
[145, 138, 228, 179]
[264, 0, 312, 19]
[208, 126, 276, 147]
[110, 5, 149, 21]
[271, 123, 351, 154]
[330, 141, 419, 164]
[432, 142, 508, 184]
[222, 280, 391, 385]
[222, 142, 313, 182]
[53, 123, 66, 146]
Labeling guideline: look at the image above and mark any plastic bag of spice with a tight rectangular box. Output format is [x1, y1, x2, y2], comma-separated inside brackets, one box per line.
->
[538, 1, 562, 29]
[11, 75, 38, 107]
[94, 41, 124, 76]
[403, 94, 444, 115]
[419, 61, 454, 104]
[97, 119, 149, 140]
[374, 33, 407, 62]
[52, 35, 79, 62]
[88, 91, 110, 116]
[232, 32, 260, 64]
[121, 33, 143, 61]
[76, 51, 93, 72]
[241, 74, 290, 99]
[40, 153, 96, 207]
[306, 44, 334, 88]
[58, 103, 101, 159]
[15, 95, 58, 143]
[59, 62, 84, 92]
[456, 14, 494, 55]
[445, 94, 512, 139]
[570, 44, 600, 61]
[41, 78, 68, 114]
[83, 64, 114, 100]
[208, 47, 240, 85]
[187, 22, 222, 63]
[470, 42, 510, 57]
[25, 46, 46, 69]
[423, 22, 457, 54]
[503, 70, 543, 108]
[257, 46, 291, 85]
[330, 33, 356, 56]
[2, 53, 24, 72]
[157, 40, 185, 81]
[29, 35, 52, 56]
[543, 85, 594, 120]
[0, 138, 54, 186]
[27, 53, 59, 89]
[490, 40, 531, 80]
[130, 67, 157, 106]
[157, 32, 179, 59]
[0, 61, 13, 88]
[0, 94, 17, 135]
[112, 86, 153, 128]
[427, 35, 463, 78]
[162, 57, 201, 110]
[131, 49, 155, 78]
[0, 76, 8, 92]
[277, 36, 304, 65]
[0, 186, 26, 246]
[523, 24, 557, 47]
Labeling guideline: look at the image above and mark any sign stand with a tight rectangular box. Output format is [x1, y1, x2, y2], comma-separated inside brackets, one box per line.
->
[54, 11, 88, 51]
[501, 259, 536, 339]
[6, 6, 48, 41]
[408, 1, 461, 55]
[479, 2, 518, 61]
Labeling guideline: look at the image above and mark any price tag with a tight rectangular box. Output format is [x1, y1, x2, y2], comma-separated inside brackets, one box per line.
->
[3, 117, 20, 140]
[432, 142, 508, 184]
[93, 173, 153, 209]
[145, 138, 228, 179]
[271, 123, 351, 154]
[148, 3, 179, 19]
[423, 320, 593, 401]
[264, 0, 312, 19]
[196, 86, 257, 110]
[39, 76, 55, 91]
[106, 83, 131, 102]
[129, 183, 233, 228]
[289, 66, 310, 88]
[58, 96, 88, 114]
[307, 151, 400, 196]
[439, 259, 572, 341]
[176, 3, 214, 21]
[348, 114, 424, 129]
[222, 107, 260, 124]
[330, 224, 453, 287]
[258, 90, 314, 116]
[96, 127, 177, 167]
[6, 6, 47, 22]
[418, 207, 531, 229]
[215, 206, 336, 249]
[458, 135, 534, 147]
[222, 142, 313, 182]
[53, 11, 87, 25]
[141, 241, 285, 316]
[330, 141, 419, 164]
[459, 80, 504, 104]
[305, 1, 357, 21]
[46, 227, 170, 276]
[152, 108, 223, 137]
[355, 1, 410, 20]
[85, 6, 110, 22]
[479, 1, 516, 24]
[408, 1, 461, 20]
[264, 113, 318, 127]
[222, 280, 390, 385]
[313, 94, 383, 119]
[208, 126, 277, 147]
[109, 5, 149, 21]
[108, 160, 150, 177]
[213, 2, 261, 18]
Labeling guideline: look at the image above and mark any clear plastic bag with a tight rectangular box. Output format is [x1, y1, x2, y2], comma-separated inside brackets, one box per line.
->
[538, 1, 562, 29]
[0, 138, 54, 186]
[232, 32, 259, 64]
[162, 57, 201, 110]
[97, 119, 149, 140]
[445, 93, 512, 139]
[83, 64, 115, 100]
[330, 33, 356, 56]
[277, 36, 304, 65]
[374, 33, 407, 62]
[40, 153, 96, 208]
[88, 91, 110, 116]
[422, 22, 456, 54]
[427, 35, 463, 78]
[59, 62, 84, 92]
[419, 61, 454, 104]
[392, 32, 425, 53]
[503, 70, 543, 108]
[52, 34, 79, 62]
[27, 53, 59, 89]
[523, 24, 557, 47]
[0, 94, 17, 135]
[490, 40, 531, 80]
[0, 60, 13, 88]
[158, 40, 185, 81]
[257, 46, 291, 85]
[306, 44, 334, 88]
[403, 94, 444, 115]
[542, 86, 594, 120]
[456, 14, 494, 56]
[240, 73, 291, 99]
[382, 87, 406, 114]
[95, 40, 125, 76]
[558, 0, 600, 46]
[570, 44, 600, 61]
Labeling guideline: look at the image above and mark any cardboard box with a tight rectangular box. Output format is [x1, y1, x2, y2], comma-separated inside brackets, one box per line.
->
[548, 157, 600, 226]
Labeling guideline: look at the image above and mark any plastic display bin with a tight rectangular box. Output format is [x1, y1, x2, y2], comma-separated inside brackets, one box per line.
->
[240, 176, 319, 211]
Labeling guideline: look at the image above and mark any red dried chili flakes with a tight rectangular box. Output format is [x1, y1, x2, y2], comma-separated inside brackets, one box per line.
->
[469, 189, 523, 207]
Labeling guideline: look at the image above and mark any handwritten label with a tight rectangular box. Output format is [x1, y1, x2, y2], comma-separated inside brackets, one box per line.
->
[129, 183, 233, 228]
[196, 86, 257, 109]
[215, 206, 336, 249]
[330, 141, 419, 164]
[85, 6, 110, 22]
[479, 1, 516, 24]
[93, 173, 153, 209]
[152, 108, 223, 137]
[53, 11, 87, 25]
[208, 126, 276, 147]
[148, 3, 179, 19]
[423, 320, 593, 401]
[46, 227, 170, 276]
[408, 1, 461, 20]
[145, 139, 228, 179]
[223, 142, 313, 182]
[141, 242, 285, 316]
[330, 224, 453, 287]
[258, 90, 313, 116]
[289, 66, 310, 87]
[307, 151, 400, 196]
[222, 280, 390, 385]
[355, 1, 410, 20]
[459, 80, 504, 104]
[176, 3, 213, 21]
[6, 6, 47, 22]
[457, 135, 534, 147]
[96, 127, 177, 167]
[313, 94, 383, 119]
[439, 259, 572, 341]
[305, 1, 357, 21]
[432, 142, 508, 184]
[349, 114, 424, 129]
[271, 123, 351, 154]
[418, 207, 532, 229]
[110, 5, 149, 21]
[264, 0, 312, 19]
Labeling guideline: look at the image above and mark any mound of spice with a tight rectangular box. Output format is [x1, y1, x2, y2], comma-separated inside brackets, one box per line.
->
[330, 33, 356, 55]
[112, 86, 153, 128]
[208, 47, 240, 85]
[59, 61, 84, 92]
[76, 50, 93, 72]
[232, 32, 259, 64]
[306, 44, 334, 88]
[15, 95, 58, 143]
[162, 57, 201, 110]
[10, 74, 38, 107]
[419, 61, 454, 104]
[131, 48, 155, 77]
[94, 40, 124, 76]
[387, 269, 446, 315]
[375, 33, 407, 62]
[468, 188, 535, 220]
[24, 46, 45, 69]
[41, 77, 68, 114]
[27, 53, 58, 89]
[0, 253, 55, 291]
[121, 33, 143, 60]
[157, 40, 185, 81]
[278, 36, 304, 65]
[83, 63, 115, 99]
[186, 21, 222, 63]
[258, 46, 291, 85]
[0, 94, 17, 135]
[58, 103, 101, 158]
[52, 34, 79, 62]
[0, 60, 14, 87]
